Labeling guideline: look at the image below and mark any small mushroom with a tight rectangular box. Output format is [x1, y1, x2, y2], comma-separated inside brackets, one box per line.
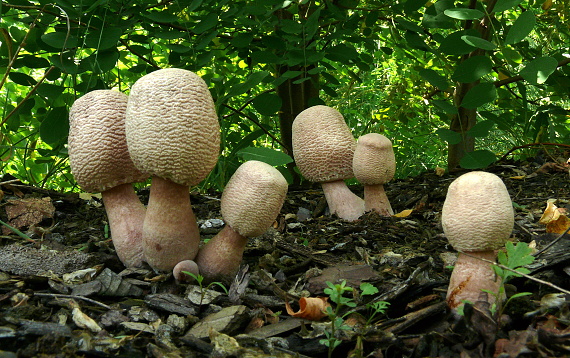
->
[125, 68, 220, 272]
[352, 133, 395, 216]
[68, 90, 149, 267]
[441, 171, 514, 313]
[192, 160, 288, 283]
[292, 105, 364, 221]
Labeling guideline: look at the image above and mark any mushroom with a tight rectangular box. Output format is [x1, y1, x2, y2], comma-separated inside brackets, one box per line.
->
[125, 68, 220, 272]
[441, 171, 514, 313]
[68, 90, 149, 267]
[292, 105, 364, 221]
[192, 160, 288, 283]
[352, 133, 396, 216]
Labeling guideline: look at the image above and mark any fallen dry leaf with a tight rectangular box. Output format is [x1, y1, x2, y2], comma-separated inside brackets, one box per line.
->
[285, 297, 330, 321]
[3, 197, 55, 235]
[435, 167, 445, 176]
[393, 209, 413, 218]
[538, 200, 570, 234]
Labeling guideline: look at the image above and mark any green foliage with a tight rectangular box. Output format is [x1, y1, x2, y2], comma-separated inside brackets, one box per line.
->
[182, 271, 228, 308]
[0, 0, 569, 190]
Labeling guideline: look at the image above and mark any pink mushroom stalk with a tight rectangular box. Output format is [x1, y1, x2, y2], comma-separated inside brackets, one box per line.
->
[68, 90, 149, 267]
[191, 160, 288, 283]
[353, 133, 396, 216]
[125, 68, 220, 272]
[441, 171, 514, 314]
[292, 105, 364, 221]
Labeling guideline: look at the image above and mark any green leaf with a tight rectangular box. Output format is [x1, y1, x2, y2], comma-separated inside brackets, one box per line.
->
[36, 83, 65, 102]
[144, 12, 179, 23]
[251, 50, 281, 64]
[360, 282, 379, 296]
[40, 106, 69, 145]
[460, 82, 497, 109]
[85, 27, 123, 50]
[193, 13, 218, 34]
[41, 32, 79, 49]
[252, 92, 282, 116]
[231, 32, 254, 48]
[502, 47, 523, 64]
[439, 30, 477, 55]
[9, 72, 37, 86]
[461, 35, 497, 50]
[452, 56, 493, 83]
[493, 0, 524, 12]
[420, 69, 449, 89]
[505, 11, 536, 45]
[236, 147, 293, 167]
[432, 100, 458, 114]
[467, 120, 495, 137]
[444, 8, 485, 20]
[436, 128, 462, 144]
[459, 149, 496, 169]
[227, 71, 270, 97]
[520, 56, 558, 85]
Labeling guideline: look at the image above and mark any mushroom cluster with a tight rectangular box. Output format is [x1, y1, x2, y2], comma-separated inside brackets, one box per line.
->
[292, 105, 396, 221]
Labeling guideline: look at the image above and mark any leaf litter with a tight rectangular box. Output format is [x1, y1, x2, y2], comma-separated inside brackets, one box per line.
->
[0, 156, 569, 357]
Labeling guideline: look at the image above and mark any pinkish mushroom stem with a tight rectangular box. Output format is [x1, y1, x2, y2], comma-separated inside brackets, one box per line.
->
[362, 184, 393, 216]
[194, 225, 247, 283]
[101, 183, 146, 267]
[321, 181, 366, 222]
[142, 176, 200, 272]
[447, 251, 503, 311]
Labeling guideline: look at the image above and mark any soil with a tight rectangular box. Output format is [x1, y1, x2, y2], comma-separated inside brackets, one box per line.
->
[0, 155, 569, 358]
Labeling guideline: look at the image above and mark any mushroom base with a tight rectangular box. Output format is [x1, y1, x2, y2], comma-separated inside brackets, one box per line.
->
[363, 184, 393, 216]
[446, 251, 504, 313]
[143, 176, 200, 272]
[321, 180, 365, 221]
[102, 183, 146, 268]
[195, 225, 247, 284]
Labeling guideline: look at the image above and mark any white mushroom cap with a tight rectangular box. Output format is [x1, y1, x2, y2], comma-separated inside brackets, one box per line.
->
[221, 160, 288, 237]
[292, 105, 356, 183]
[125, 68, 220, 186]
[442, 171, 514, 252]
[353, 133, 395, 185]
[68, 90, 148, 193]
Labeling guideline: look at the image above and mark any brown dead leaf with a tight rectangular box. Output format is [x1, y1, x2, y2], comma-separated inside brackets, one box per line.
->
[285, 297, 330, 321]
[3, 197, 55, 234]
[538, 200, 570, 234]
[435, 167, 445, 176]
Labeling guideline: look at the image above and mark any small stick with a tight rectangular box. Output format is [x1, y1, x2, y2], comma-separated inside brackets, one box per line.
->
[34, 292, 112, 310]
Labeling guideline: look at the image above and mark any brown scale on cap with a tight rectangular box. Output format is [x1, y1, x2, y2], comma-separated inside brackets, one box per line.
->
[190, 160, 288, 283]
[292, 105, 364, 221]
[125, 68, 220, 272]
[68, 90, 149, 267]
[441, 171, 514, 313]
[353, 133, 395, 216]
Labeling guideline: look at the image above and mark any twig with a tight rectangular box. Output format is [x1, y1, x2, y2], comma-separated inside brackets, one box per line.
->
[460, 251, 570, 296]
[499, 142, 570, 161]
[34, 292, 112, 310]
[534, 226, 570, 258]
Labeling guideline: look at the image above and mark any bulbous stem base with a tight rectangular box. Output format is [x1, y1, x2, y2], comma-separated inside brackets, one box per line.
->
[321, 180, 365, 221]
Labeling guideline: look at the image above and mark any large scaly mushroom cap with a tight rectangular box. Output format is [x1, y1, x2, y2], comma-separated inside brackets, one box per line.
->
[292, 105, 356, 183]
[125, 68, 220, 186]
[442, 171, 514, 252]
[68, 90, 148, 192]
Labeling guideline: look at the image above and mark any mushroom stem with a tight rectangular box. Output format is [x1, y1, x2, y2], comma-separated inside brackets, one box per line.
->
[142, 176, 200, 272]
[195, 225, 247, 283]
[363, 184, 393, 216]
[447, 251, 504, 311]
[321, 180, 365, 221]
[101, 183, 146, 267]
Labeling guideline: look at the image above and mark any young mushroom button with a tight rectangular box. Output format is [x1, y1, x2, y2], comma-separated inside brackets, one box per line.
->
[353, 133, 396, 216]
[441, 171, 514, 314]
[68, 90, 149, 268]
[192, 160, 288, 283]
[125, 68, 220, 272]
[292, 105, 364, 221]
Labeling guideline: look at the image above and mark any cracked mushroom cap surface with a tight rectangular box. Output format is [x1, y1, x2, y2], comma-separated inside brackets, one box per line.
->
[221, 160, 288, 237]
[125, 68, 220, 186]
[292, 105, 356, 183]
[353, 133, 396, 185]
[442, 171, 514, 252]
[68, 90, 149, 193]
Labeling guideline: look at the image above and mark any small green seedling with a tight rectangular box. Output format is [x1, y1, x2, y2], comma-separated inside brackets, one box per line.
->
[183, 271, 228, 307]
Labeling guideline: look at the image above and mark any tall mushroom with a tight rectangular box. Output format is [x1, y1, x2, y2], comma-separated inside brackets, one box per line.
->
[441, 171, 514, 313]
[192, 160, 288, 283]
[68, 90, 149, 267]
[292, 105, 364, 221]
[125, 68, 220, 272]
[352, 133, 396, 216]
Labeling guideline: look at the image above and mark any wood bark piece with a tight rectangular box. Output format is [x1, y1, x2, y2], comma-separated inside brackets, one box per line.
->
[144, 293, 197, 316]
[186, 305, 249, 339]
